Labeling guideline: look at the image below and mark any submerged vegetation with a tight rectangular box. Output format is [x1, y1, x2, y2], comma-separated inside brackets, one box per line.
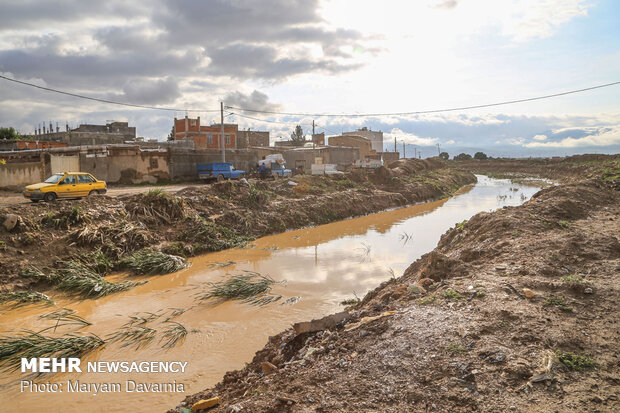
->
[159, 322, 188, 349]
[199, 271, 282, 306]
[106, 326, 157, 350]
[20, 262, 142, 298]
[0, 291, 53, 307]
[119, 249, 188, 275]
[0, 331, 104, 373]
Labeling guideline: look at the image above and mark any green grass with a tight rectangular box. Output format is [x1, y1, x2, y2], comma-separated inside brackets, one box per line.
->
[561, 274, 590, 285]
[0, 331, 104, 373]
[557, 220, 571, 229]
[340, 293, 361, 310]
[418, 295, 437, 305]
[119, 249, 187, 275]
[445, 342, 467, 355]
[443, 289, 461, 301]
[543, 296, 573, 312]
[199, 271, 282, 306]
[455, 220, 468, 230]
[556, 351, 597, 371]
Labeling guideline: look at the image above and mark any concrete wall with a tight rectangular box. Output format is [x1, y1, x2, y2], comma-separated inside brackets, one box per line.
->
[169, 149, 259, 180]
[326, 146, 360, 166]
[0, 161, 43, 188]
[282, 147, 360, 172]
[80, 147, 170, 184]
[343, 128, 384, 152]
[329, 135, 376, 160]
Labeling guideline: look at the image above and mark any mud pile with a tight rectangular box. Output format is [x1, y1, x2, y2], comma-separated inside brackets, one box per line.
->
[173, 180, 619, 412]
[0, 162, 475, 293]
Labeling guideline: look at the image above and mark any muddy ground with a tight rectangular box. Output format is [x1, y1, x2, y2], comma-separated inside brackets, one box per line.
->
[456, 154, 620, 186]
[173, 160, 619, 412]
[0, 158, 474, 293]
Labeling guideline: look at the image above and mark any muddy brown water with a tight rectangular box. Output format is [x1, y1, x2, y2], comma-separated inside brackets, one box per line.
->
[0, 176, 543, 412]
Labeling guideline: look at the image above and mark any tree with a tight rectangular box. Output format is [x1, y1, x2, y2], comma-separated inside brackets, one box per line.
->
[290, 125, 305, 146]
[474, 151, 488, 160]
[453, 153, 472, 161]
[0, 127, 20, 140]
[166, 126, 175, 141]
[439, 151, 449, 160]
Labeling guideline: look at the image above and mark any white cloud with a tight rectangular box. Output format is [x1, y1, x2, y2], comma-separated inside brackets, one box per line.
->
[524, 127, 620, 148]
[533, 134, 547, 141]
[498, 0, 590, 42]
[445, 139, 455, 144]
[385, 128, 438, 145]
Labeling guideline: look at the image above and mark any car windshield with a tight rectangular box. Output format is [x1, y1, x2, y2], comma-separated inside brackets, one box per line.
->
[44, 174, 64, 184]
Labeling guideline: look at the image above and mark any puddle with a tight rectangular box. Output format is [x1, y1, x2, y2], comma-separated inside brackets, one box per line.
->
[0, 175, 543, 412]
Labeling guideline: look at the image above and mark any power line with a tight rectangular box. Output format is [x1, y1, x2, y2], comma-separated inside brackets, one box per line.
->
[231, 111, 313, 128]
[225, 81, 620, 117]
[2, 72, 618, 118]
[0, 74, 220, 113]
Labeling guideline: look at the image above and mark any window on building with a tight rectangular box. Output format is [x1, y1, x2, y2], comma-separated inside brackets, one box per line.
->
[207, 134, 212, 144]
[190, 119, 196, 126]
[225, 134, 230, 145]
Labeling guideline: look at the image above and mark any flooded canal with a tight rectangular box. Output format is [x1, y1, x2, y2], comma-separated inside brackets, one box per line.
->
[0, 176, 544, 412]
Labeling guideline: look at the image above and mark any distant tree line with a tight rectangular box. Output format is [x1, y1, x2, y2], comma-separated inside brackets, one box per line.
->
[451, 152, 488, 161]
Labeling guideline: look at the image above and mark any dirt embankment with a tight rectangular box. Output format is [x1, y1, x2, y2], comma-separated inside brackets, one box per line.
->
[456, 154, 620, 185]
[173, 179, 619, 412]
[0, 158, 475, 293]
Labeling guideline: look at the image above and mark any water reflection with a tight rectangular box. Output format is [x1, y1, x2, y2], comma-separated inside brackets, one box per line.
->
[0, 175, 543, 413]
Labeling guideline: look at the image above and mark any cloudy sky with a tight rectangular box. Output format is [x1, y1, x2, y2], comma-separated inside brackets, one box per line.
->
[0, 0, 618, 157]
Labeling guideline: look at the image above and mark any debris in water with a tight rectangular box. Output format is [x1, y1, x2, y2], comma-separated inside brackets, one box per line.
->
[208, 261, 236, 268]
[160, 322, 188, 349]
[199, 271, 283, 306]
[120, 249, 188, 275]
[0, 330, 104, 373]
[106, 326, 156, 350]
[0, 291, 53, 307]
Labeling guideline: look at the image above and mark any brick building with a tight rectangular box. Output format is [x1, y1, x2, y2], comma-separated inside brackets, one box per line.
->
[328, 134, 377, 160]
[237, 129, 270, 149]
[343, 127, 383, 152]
[173, 116, 238, 150]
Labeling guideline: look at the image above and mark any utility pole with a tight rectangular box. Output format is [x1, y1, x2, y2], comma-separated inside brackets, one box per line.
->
[413, 146, 417, 159]
[402, 142, 406, 158]
[312, 120, 315, 150]
[436, 143, 441, 156]
[220, 102, 225, 162]
[394, 137, 397, 154]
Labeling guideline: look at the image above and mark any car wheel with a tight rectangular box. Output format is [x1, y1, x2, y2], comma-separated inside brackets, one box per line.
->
[217, 174, 224, 182]
[43, 193, 57, 203]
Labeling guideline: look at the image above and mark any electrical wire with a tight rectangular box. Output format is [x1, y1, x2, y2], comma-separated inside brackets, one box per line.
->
[231, 111, 313, 128]
[3, 73, 618, 118]
[225, 81, 620, 117]
[0, 74, 220, 113]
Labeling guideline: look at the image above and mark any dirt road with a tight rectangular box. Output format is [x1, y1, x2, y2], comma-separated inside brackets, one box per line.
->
[0, 183, 203, 206]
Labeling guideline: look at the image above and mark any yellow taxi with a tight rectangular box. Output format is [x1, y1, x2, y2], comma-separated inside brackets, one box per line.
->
[23, 172, 107, 203]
